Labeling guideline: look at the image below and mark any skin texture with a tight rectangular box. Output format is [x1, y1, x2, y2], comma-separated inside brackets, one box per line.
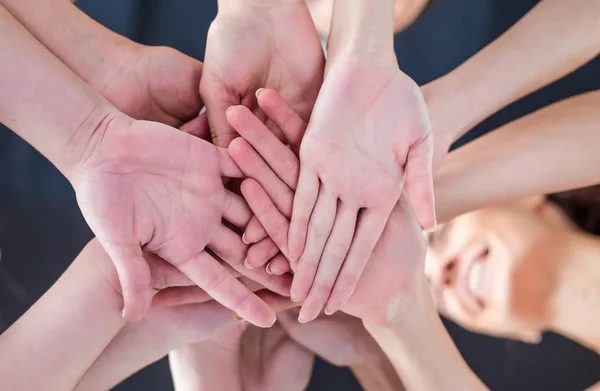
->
[201, 0, 324, 147]
[75, 112, 290, 325]
[1, 0, 204, 127]
[0, 238, 234, 391]
[0, 6, 289, 326]
[276, 0, 436, 324]
[227, 88, 487, 390]
[423, 0, 600, 156]
[170, 322, 314, 391]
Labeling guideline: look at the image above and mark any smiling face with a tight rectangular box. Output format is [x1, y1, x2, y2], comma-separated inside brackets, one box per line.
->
[306, 0, 431, 37]
[425, 196, 576, 343]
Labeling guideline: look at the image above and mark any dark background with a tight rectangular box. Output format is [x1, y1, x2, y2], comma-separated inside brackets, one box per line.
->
[1, 0, 599, 390]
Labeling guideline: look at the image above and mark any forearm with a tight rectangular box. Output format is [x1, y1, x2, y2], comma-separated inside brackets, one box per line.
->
[424, 0, 600, 143]
[434, 90, 600, 222]
[327, 0, 395, 62]
[1, 0, 132, 90]
[76, 301, 239, 391]
[365, 279, 488, 391]
[170, 344, 242, 391]
[0, 240, 125, 391]
[0, 5, 115, 179]
[351, 357, 406, 391]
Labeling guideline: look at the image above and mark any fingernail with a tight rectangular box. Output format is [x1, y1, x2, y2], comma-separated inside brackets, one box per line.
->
[121, 308, 126, 319]
[255, 88, 265, 99]
[242, 232, 250, 244]
[324, 308, 335, 316]
[424, 221, 438, 233]
[225, 106, 234, 116]
[234, 312, 245, 322]
[266, 263, 273, 275]
[298, 312, 308, 324]
[199, 105, 206, 115]
[244, 258, 255, 270]
[291, 294, 300, 303]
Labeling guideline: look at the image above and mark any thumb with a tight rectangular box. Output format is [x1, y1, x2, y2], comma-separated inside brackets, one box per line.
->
[404, 133, 437, 231]
[100, 240, 153, 322]
[200, 73, 240, 148]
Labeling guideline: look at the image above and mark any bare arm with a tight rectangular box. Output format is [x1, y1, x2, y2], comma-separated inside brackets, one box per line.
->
[364, 279, 489, 391]
[425, 0, 600, 147]
[1, 0, 133, 92]
[0, 241, 125, 391]
[0, 3, 112, 178]
[434, 90, 600, 222]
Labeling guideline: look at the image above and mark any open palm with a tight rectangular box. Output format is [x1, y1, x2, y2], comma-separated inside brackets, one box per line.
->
[73, 113, 286, 327]
[201, 0, 323, 147]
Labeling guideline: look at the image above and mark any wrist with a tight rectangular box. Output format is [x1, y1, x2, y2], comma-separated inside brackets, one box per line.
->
[64, 105, 129, 183]
[327, 0, 395, 61]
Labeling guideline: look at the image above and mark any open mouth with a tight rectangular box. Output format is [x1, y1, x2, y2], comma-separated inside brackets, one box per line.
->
[455, 245, 489, 314]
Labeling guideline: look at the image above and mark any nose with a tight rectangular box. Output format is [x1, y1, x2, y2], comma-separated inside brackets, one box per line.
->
[426, 250, 459, 289]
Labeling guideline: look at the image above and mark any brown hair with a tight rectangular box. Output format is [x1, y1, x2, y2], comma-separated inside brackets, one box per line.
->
[548, 184, 600, 235]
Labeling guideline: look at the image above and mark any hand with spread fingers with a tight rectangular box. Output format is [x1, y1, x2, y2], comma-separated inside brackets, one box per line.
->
[226, 88, 426, 323]
[74, 112, 292, 327]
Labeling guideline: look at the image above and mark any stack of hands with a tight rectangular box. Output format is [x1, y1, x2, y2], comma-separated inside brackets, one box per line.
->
[3, 0, 600, 389]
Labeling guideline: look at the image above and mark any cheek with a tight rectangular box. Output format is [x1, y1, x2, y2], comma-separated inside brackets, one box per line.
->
[507, 252, 554, 326]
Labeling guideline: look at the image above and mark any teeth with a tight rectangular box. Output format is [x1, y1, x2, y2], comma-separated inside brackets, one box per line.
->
[468, 261, 485, 302]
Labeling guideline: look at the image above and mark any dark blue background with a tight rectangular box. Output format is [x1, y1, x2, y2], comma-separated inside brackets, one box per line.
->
[0, 1, 599, 389]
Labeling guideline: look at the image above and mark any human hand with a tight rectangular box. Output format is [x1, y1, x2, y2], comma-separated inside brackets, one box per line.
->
[226, 88, 427, 322]
[170, 317, 313, 391]
[201, 0, 324, 147]
[72, 112, 291, 326]
[278, 310, 381, 367]
[91, 42, 204, 128]
[284, 52, 434, 321]
[77, 240, 294, 391]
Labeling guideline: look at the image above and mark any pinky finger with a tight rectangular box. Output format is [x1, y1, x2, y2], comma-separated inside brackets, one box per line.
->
[267, 254, 291, 276]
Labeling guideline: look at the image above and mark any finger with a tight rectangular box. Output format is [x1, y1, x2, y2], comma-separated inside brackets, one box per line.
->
[257, 290, 300, 313]
[299, 204, 357, 322]
[209, 224, 292, 297]
[180, 112, 210, 140]
[222, 189, 252, 229]
[241, 178, 290, 258]
[175, 250, 276, 327]
[288, 169, 320, 261]
[267, 254, 291, 276]
[229, 137, 294, 215]
[291, 188, 337, 315]
[200, 74, 240, 147]
[146, 253, 193, 289]
[227, 105, 300, 188]
[246, 237, 280, 269]
[243, 216, 268, 244]
[152, 276, 260, 308]
[217, 147, 244, 178]
[256, 88, 307, 152]
[405, 133, 436, 231]
[325, 208, 389, 315]
[99, 241, 153, 322]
